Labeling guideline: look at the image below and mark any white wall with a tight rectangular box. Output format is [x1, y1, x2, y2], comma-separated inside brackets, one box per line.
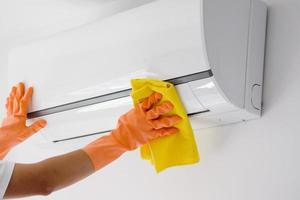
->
[1, 0, 300, 199]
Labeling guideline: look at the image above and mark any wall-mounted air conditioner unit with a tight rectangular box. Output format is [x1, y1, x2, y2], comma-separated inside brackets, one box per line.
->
[7, 0, 267, 142]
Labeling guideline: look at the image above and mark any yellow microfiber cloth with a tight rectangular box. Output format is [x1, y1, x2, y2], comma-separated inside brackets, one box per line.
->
[130, 79, 200, 172]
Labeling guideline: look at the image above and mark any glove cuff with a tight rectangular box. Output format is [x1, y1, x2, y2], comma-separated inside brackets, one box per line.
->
[82, 133, 127, 171]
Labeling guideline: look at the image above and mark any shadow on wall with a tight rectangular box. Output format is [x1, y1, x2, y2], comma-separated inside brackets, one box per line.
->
[195, 124, 242, 157]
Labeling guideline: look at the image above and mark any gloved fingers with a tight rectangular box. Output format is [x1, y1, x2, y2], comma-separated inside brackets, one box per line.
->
[146, 101, 174, 120]
[16, 82, 25, 100]
[19, 86, 33, 116]
[12, 97, 20, 114]
[149, 115, 182, 129]
[10, 86, 17, 98]
[19, 99, 28, 116]
[153, 127, 179, 138]
[21, 87, 33, 108]
[139, 92, 162, 111]
[25, 119, 47, 136]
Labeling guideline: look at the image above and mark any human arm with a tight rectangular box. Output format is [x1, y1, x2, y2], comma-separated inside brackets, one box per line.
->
[2, 88, 181, 198]
[0, 83, 94, 198]
[4, 150, 94, 198]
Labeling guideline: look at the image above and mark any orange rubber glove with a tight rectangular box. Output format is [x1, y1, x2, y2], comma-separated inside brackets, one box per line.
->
[83, 92, 182, 171]
[0, 83, 47, 159]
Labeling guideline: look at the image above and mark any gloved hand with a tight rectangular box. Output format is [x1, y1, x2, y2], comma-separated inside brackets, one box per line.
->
[83, 92, 182, 170]
[0, 83, 47, 159]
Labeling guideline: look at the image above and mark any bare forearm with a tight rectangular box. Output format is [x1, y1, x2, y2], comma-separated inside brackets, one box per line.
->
[4, 150, 94, 198]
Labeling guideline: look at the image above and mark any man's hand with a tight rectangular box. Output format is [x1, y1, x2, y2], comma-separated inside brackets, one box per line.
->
[0, 82, 47, 159]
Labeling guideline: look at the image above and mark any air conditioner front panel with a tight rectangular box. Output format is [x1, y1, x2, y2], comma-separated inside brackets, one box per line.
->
[7, 0, 266, 143]
[8, 0, 210, 112]
[36, 75, 257, 143]
[36, 79, 213, 142]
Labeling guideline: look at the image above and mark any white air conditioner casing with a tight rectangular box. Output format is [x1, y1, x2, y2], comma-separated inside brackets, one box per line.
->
[7, 0, 267, 142]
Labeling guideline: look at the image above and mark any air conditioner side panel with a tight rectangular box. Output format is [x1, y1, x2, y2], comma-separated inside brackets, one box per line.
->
[244, 0, 267, 115]
[203, 0, 252, 109]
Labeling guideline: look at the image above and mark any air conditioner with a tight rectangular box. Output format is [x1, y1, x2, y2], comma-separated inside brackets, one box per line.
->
[7, 0, 267, 143]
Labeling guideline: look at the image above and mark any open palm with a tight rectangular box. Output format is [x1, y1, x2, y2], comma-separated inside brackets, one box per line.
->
[0, 83, 46, 158]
